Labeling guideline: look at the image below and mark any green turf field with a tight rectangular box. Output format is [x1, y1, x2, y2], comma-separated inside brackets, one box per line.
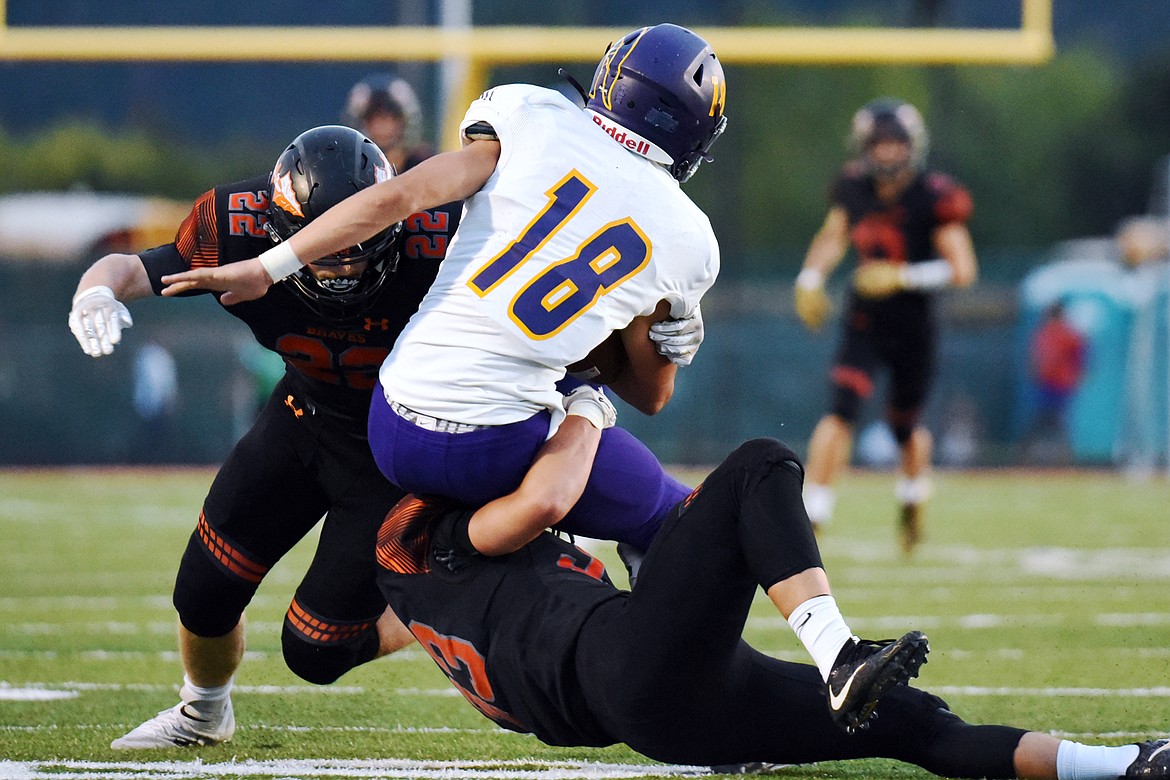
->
[1, 467, 1167, 778]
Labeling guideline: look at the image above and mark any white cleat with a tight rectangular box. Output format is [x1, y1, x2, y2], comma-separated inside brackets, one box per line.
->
[111, 699, 235, 749]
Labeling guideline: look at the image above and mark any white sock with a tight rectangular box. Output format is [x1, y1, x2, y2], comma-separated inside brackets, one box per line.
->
[895, 475, 932, 505]
[804, 483, 836, 525]
[180, 675, 232, 716]
[787, 595, 857, 682]
[1055, 740, 1140, 780]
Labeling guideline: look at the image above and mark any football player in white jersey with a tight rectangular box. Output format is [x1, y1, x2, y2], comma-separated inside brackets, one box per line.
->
[163, 23, 727, 556]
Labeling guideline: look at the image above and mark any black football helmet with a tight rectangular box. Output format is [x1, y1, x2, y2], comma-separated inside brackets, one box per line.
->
[849, 98, 930, 175]
[266, 125, 401, 321]
[584, 24, 728, 183]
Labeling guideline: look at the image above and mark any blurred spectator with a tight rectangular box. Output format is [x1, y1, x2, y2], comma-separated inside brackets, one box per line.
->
[130, 340, 178, 462]
[1024, 300, 1086, 464]
[1115, 215, 1168, 268]
[341, 72, 433, 172]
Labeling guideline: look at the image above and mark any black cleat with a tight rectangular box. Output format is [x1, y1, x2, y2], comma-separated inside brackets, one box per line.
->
[1124, 739, 1170, 778]
[826, 631, 929, 734]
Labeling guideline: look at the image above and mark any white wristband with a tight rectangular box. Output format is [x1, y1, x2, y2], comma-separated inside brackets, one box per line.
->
[258, 242, 304, 282]
[796, 267, 825, 290]
[901, 259, 953, 291]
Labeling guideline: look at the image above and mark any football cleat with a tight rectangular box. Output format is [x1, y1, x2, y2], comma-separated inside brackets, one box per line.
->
[110, 698, 235, 749]
[898, 503, 924, 555]
[826, 631, 929, 734]
[1124, 739, 1170, 778]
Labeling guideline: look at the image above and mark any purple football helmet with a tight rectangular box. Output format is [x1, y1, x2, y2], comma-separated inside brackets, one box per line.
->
[585, 24, 728, 183]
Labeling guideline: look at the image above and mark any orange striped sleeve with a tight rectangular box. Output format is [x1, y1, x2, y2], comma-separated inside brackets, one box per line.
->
[174, 189, 222, 269]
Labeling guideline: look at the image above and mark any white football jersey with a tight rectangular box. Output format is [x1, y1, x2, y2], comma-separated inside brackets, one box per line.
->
[380, 84, 720, 431]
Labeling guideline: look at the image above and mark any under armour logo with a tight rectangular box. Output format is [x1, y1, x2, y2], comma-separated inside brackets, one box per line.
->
[284, 395, 304, 418]
[364, 317, 390, 331]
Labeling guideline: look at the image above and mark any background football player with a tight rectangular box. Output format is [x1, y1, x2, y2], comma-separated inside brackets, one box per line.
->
[794, 98, 979, 553]
[341, 72, 433, 174]
[68, 125, 459, 749]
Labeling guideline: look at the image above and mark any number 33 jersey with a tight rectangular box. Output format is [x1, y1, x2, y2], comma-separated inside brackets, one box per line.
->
[380, 84, 721, 428]
[137, 173, 459, 421]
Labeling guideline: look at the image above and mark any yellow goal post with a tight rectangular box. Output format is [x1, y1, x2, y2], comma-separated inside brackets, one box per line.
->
[0, 0, 1052, 146]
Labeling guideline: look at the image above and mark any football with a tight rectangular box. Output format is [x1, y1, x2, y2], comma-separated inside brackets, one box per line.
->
[567, 331, 628, 385]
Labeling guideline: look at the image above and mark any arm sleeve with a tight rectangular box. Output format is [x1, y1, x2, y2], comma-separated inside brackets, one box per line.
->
[138, 188, 219, 297]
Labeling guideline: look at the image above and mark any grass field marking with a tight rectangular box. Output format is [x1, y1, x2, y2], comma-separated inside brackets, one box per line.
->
[746, 611, 1170, 632]
[1, 724, 500, 735]
[0, 681, 365, 695]
[0, 758, 711, 779]
[933, 686, 1170, 697]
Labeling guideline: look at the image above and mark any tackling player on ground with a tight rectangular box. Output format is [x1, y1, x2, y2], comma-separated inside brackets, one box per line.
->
[794, 98, 979, 553]
[374, 421, 1170, 779]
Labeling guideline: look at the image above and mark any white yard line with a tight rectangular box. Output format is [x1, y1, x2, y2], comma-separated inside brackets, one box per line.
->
[0, 758, 709, 779]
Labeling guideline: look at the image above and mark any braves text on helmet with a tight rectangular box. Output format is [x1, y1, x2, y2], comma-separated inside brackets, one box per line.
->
[584, 24, 728, 183]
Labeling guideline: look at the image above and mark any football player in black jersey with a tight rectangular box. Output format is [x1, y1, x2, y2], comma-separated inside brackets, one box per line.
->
[68, 125, 459, 749]
[374, 424, 1169, 780]
[793, 98, 980, 553]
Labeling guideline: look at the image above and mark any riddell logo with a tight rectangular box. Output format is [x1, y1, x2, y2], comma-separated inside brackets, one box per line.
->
[589, 113, 651, 156]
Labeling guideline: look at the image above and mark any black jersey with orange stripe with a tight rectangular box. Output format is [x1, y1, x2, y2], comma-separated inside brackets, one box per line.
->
[139, 175, 459, 421]
[376, 504, 621, 748]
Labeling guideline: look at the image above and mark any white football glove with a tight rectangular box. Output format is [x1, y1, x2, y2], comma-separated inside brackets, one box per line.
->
[563, 385, 618, 430]
[68, 285, 133, 357]
[648, 305, 704, 366]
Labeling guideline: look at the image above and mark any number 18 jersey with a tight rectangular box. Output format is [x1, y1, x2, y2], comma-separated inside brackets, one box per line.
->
[379, 84, 720, 429]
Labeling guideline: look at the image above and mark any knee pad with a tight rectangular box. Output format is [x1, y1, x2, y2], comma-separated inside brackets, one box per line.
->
[281, 598, 381, 685]
[720, 438, 803, 493]
[173, 527, 263, 638]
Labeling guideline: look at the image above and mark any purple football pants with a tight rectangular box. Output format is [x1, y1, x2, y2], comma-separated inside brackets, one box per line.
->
[368, 381, 688, 552]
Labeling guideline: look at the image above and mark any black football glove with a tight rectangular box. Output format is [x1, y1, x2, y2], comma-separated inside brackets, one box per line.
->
[429, 507, 480, 574]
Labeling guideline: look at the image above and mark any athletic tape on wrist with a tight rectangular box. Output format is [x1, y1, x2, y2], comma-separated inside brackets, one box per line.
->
[901, 259, 953, 291]
[258, 242, 304, 282]
[567, 400, 608, 429]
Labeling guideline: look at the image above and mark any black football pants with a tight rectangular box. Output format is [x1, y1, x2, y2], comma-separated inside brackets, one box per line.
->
[576, 438, 1024, 777]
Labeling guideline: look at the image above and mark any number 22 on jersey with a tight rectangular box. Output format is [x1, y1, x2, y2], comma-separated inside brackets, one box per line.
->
[467, 169, 651, 340]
